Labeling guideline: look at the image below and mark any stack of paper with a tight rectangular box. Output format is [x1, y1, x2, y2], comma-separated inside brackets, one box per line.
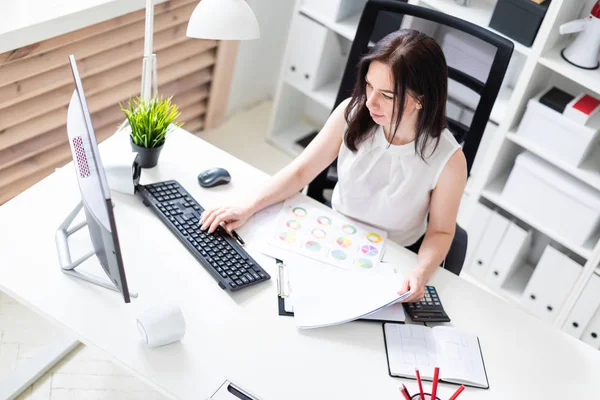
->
[287, 260, 411, 329]
[247, 195, 410, 329]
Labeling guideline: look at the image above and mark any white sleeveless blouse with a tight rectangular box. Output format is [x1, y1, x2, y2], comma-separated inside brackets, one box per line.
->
[331, 125, 461, 246]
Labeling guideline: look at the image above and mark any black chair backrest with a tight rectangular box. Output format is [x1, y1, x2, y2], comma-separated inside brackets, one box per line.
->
[306, 0, 514, 204]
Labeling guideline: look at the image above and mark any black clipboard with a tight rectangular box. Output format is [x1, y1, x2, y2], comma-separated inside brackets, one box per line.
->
[275, 258, 406, 324]
[382, 322, 490, 390]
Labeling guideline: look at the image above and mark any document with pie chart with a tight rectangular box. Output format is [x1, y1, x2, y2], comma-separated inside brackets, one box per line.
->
[268, 197, 388, 271]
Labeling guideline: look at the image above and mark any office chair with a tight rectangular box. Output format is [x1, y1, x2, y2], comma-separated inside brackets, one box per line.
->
[305, 0, 514, 276]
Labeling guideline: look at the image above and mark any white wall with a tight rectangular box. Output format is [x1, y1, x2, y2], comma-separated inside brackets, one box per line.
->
[226, 0, 295, 116]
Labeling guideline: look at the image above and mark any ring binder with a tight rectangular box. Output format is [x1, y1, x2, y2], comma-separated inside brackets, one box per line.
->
[275, 258, 406, 323]
[276, 258, 290, 298]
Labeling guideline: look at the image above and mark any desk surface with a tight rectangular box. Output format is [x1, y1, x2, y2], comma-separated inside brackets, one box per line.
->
[1, 128, 599, 400]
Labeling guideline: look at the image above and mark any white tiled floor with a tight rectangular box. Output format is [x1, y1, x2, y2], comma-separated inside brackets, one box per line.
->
[0, 100, 290, 400]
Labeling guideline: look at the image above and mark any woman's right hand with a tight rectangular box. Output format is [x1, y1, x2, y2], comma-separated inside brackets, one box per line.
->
[199, 204, 255, 235]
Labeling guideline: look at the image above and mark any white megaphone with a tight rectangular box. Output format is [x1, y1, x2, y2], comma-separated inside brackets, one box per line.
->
[560, 1, 600, 70]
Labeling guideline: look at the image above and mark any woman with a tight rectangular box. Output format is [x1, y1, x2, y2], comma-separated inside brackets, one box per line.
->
[200, 29, 467, 302]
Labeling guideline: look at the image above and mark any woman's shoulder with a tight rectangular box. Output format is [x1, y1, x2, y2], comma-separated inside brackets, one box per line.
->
[439, 128, 461, 148]
[337, 97, 353, 118]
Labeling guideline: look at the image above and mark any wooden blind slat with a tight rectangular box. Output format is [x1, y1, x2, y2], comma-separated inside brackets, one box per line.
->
[0, 70, 213, 172]
[0, 24, 212, 109]
[0, 165, 58, 205]
[0, 2, 198, 86]
[185, 118, 205, 135]
[0, 0, 197, 65]
[0, 40, 216, 131]
[0, 53, 215, 150]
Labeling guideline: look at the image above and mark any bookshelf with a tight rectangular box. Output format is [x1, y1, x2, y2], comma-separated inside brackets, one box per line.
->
[266, 0, 600, 351]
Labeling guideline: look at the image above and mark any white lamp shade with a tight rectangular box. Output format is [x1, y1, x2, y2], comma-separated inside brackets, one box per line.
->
[186, 0, 260, 40]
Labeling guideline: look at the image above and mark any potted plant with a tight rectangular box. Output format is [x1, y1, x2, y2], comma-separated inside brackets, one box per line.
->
[121, 95, 183, 168]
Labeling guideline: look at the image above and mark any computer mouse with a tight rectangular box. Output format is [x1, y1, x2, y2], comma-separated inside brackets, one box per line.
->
[198, 167, 231, 188]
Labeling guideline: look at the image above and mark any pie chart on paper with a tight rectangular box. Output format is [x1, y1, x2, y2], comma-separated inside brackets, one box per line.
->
[311, 228, 327, 239]
[360, 245, 378, 257]
[292, 207, 307, 218]
[279, 232, 296, 244]
[330, 249, 347, 260]
[316, 216, 332, 226]
[286, 220, 301, 230]
[355, 258, 373, 269]
[336, 236, 352, 248]
[342, 224, 357, 235]
[366, 232, 382, 243]
[304, 241, 321, 252]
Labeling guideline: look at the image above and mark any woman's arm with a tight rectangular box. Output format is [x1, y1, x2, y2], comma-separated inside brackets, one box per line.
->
[201, 98, 350, 233]
[247, 98, 350, 215]
[400, 149, 467, 301]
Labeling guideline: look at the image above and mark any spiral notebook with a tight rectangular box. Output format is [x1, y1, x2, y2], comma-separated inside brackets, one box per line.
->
[383, 323, 489, 389]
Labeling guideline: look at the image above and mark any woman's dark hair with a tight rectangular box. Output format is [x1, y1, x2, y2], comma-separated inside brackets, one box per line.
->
[344, 29, 448, 159]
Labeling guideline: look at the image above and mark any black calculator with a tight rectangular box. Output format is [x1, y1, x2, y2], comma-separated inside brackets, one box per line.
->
[403, 286, 451, 323]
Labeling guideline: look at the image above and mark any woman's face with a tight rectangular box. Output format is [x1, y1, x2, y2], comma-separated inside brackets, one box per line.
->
[365, 61, 421, 127]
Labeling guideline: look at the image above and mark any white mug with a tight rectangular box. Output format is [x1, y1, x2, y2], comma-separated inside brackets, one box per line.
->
[137, 304, 186, 347]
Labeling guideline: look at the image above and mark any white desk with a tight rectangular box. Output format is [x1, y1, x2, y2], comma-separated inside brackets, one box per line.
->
[1, 128, 599, 399]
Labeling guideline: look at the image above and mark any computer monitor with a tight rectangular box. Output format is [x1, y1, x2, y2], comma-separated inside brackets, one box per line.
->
[61, 54, 132, 303]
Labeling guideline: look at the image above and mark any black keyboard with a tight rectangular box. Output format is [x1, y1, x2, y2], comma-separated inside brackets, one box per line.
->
[137, 180, 270, 291]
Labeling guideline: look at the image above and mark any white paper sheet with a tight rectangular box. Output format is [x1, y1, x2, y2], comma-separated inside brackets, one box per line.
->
[284, 291, 406, 322]
[268, 197, 388, 272]
[287, 260, 411, 329]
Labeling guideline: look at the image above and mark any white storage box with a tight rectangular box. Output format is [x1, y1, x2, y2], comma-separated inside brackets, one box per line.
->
[501, 152, 600, 246]
[468, 211, 509, 279]
[516, 95, 600, 167]
[521, 246, 581, 323]
[284, 14, 346, 91]
[485, 221, 532, 289]
[464, 202, 493, 269]
[563, 272, 600, 339]
[301, 0, 366, 22]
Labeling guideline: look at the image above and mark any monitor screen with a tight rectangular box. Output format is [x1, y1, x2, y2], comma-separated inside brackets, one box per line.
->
[66, 55, 131, 303]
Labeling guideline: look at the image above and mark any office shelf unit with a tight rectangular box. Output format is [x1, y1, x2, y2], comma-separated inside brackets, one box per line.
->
[267, 0, 600, 351]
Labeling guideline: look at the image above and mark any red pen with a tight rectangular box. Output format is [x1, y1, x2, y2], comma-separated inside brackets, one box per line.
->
[448, 385, 465, 400]
[415, 369, 425, 400]
[431, 367, 440, 400]
[399, 384, 411, 400]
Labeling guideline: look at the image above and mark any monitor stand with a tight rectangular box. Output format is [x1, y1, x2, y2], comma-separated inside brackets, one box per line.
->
[55, 201, 138, 298]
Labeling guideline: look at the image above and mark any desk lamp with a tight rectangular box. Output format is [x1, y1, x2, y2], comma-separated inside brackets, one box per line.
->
[141, 0, 260, 101]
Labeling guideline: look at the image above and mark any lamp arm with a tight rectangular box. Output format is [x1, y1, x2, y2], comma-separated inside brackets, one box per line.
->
[141, 0, 155, 101]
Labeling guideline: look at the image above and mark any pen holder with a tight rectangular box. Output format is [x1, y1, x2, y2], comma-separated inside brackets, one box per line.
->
[411, 395, 440, 400]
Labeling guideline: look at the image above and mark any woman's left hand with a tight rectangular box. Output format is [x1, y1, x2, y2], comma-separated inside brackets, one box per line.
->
[398, 268, 427, 302]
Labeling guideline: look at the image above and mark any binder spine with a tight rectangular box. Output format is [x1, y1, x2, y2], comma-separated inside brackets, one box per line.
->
[276, 259, 290, 298]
